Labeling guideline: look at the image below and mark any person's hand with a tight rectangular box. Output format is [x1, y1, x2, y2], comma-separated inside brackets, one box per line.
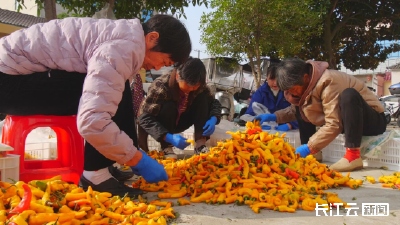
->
[295, 144, 311, 158]
[261, 125, 271, 130]
[203, 117, 217, 136]
[254, 114, 277, 124]
[165, 133, 190, 150]
[130, 150, 168, 183]
[275, 124, 290, 131]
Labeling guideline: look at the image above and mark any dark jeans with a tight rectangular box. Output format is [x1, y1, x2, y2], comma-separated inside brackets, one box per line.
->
[295, 88, 386, 148]
[0, 70, 137, 171]
[138, 91, 210, 151]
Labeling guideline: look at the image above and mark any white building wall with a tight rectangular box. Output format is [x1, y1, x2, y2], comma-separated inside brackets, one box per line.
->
[392, 70, 400, 85]
[2, 0, 39, 17]
[339, 58, 400, 76]
[2, 0, 18, 11]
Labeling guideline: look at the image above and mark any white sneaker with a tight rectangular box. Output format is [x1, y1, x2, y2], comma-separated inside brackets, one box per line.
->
[194, 145, 209, 155]
[161, 147, 177, 159]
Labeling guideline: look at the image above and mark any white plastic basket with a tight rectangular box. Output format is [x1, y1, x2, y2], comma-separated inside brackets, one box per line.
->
[262, 129, 301, 149]
[281, 130, 301, 149]
[0, 154, 20, 182]
[321, 135, 346, 163]
[364, 139, 400, 171]
[322, 135, 400, 171]
[25, 142, 58, 160]
[147, 136, 161, 151]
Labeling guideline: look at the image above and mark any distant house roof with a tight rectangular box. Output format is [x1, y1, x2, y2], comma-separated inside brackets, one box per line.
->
[0, 8, 45, 28]
[388, 63, 400, 70]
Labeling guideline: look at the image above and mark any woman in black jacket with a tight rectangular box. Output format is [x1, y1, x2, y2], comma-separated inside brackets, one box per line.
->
[138, 58, 222, 158]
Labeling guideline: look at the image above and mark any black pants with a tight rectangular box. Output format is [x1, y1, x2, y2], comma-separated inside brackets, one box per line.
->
[138, 92, 210, 151]
[295, 88, 386, 148]
[0, 70, 137, 171]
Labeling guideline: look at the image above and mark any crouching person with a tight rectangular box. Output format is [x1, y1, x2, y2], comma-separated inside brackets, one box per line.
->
[138, 58, 222, 158]
[255, 58, 386, 172]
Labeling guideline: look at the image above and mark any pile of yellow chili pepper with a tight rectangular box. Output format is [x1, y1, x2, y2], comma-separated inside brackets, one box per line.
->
[375, 172, 400, 189]
[134, 121, 363, 214]
[0, 176, 176, 224]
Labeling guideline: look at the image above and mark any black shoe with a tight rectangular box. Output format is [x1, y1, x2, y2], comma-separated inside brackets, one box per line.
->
[108, 165, 134, 182]
[78, 175, 143, 198]
[194, 145, 210, 155]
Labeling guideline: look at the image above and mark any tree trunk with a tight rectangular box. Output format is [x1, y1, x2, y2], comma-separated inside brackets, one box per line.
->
[44, 0, 57, 21]
[323, 2, 337, 69]
[108, 0, 116, 9]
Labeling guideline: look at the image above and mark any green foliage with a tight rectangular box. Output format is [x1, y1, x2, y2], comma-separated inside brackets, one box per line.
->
[57, 12, 83, 19]
[297, 0, 400, 70]
[58, 0, 208, 20]
[200, 0, 322, 88]
[16, 0, 208, 20]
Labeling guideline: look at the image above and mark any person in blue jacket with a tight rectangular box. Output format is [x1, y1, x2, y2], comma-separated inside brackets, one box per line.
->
[244, 65, 298, 131]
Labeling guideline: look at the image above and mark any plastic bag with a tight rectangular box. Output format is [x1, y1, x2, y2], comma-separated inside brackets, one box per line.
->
[92, 3, 117, 20]
[361, 130, 400, 158]
[239, 102, 277, 128]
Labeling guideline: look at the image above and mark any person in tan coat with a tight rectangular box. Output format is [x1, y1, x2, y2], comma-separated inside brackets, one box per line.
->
[255, 58, 386, 172]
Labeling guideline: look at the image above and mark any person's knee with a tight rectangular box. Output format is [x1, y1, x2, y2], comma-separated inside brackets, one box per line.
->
[340, 88, 361, 107]
[156, 100, 178, 125]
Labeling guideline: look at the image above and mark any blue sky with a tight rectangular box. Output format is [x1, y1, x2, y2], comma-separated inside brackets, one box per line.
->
[180, 4, 213, 59]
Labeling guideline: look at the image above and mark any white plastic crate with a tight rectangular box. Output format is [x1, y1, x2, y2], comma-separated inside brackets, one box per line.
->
[279, 130, 301, 149]
[322, 134, 400, 171]
[0, 154, 20, 182]
[262, 129, 301, 149]
[25, 141, 58, 160]
[147, 136, 161, 151]
[321, 134, 346, 163]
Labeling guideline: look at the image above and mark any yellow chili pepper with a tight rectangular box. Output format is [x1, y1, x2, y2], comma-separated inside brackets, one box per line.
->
[275, 205, 295, 212]
[322, 174, 335, 186]
[251, 202, 274, 213]
[224, 194, 238, 204]
[146, 208, 175, 219]
[186, 139, 195, 145]
[177, 198, 191, 206]
[29, 213, 75, 225]
[191, 190, 213, 203]
[366, 176, 376, 184]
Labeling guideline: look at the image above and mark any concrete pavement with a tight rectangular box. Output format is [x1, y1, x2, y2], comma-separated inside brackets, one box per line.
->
[135, 154, 400, 225]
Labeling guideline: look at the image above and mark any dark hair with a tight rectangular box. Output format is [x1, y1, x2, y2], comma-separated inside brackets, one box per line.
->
[276, 58, 309, 91]
[176, 57, 206, 86]
[267, 65, 277, 80]
[143, 15, 191, 64]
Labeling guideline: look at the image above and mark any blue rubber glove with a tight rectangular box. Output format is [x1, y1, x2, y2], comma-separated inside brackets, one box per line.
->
[275, 124, 290, 131]
[131, 150, 168, 183]
[165, 133, 190, 150]
[254, 114, 277, 124]
[203, 117, 217, 136]
[261, 125, 271, 130]
[295, 144, 311, 158]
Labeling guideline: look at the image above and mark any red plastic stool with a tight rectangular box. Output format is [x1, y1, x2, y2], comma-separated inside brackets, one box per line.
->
[2, 115, 84, 184]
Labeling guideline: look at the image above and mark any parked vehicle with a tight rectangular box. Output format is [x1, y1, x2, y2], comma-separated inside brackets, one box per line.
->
[379, 95, 400, 126]
[202, 57, 243, 121]
[389, 83, 400, 95]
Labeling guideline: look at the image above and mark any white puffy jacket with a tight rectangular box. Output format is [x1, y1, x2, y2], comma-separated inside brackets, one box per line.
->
[0, 17, 145, 164]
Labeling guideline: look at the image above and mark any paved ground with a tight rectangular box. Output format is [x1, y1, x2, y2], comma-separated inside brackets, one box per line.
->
[2, 120, 400, 224]
[129, 153, 400, 225]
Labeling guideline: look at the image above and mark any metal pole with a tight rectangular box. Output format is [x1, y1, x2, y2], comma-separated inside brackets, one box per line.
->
[194, 49, 201, 58]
